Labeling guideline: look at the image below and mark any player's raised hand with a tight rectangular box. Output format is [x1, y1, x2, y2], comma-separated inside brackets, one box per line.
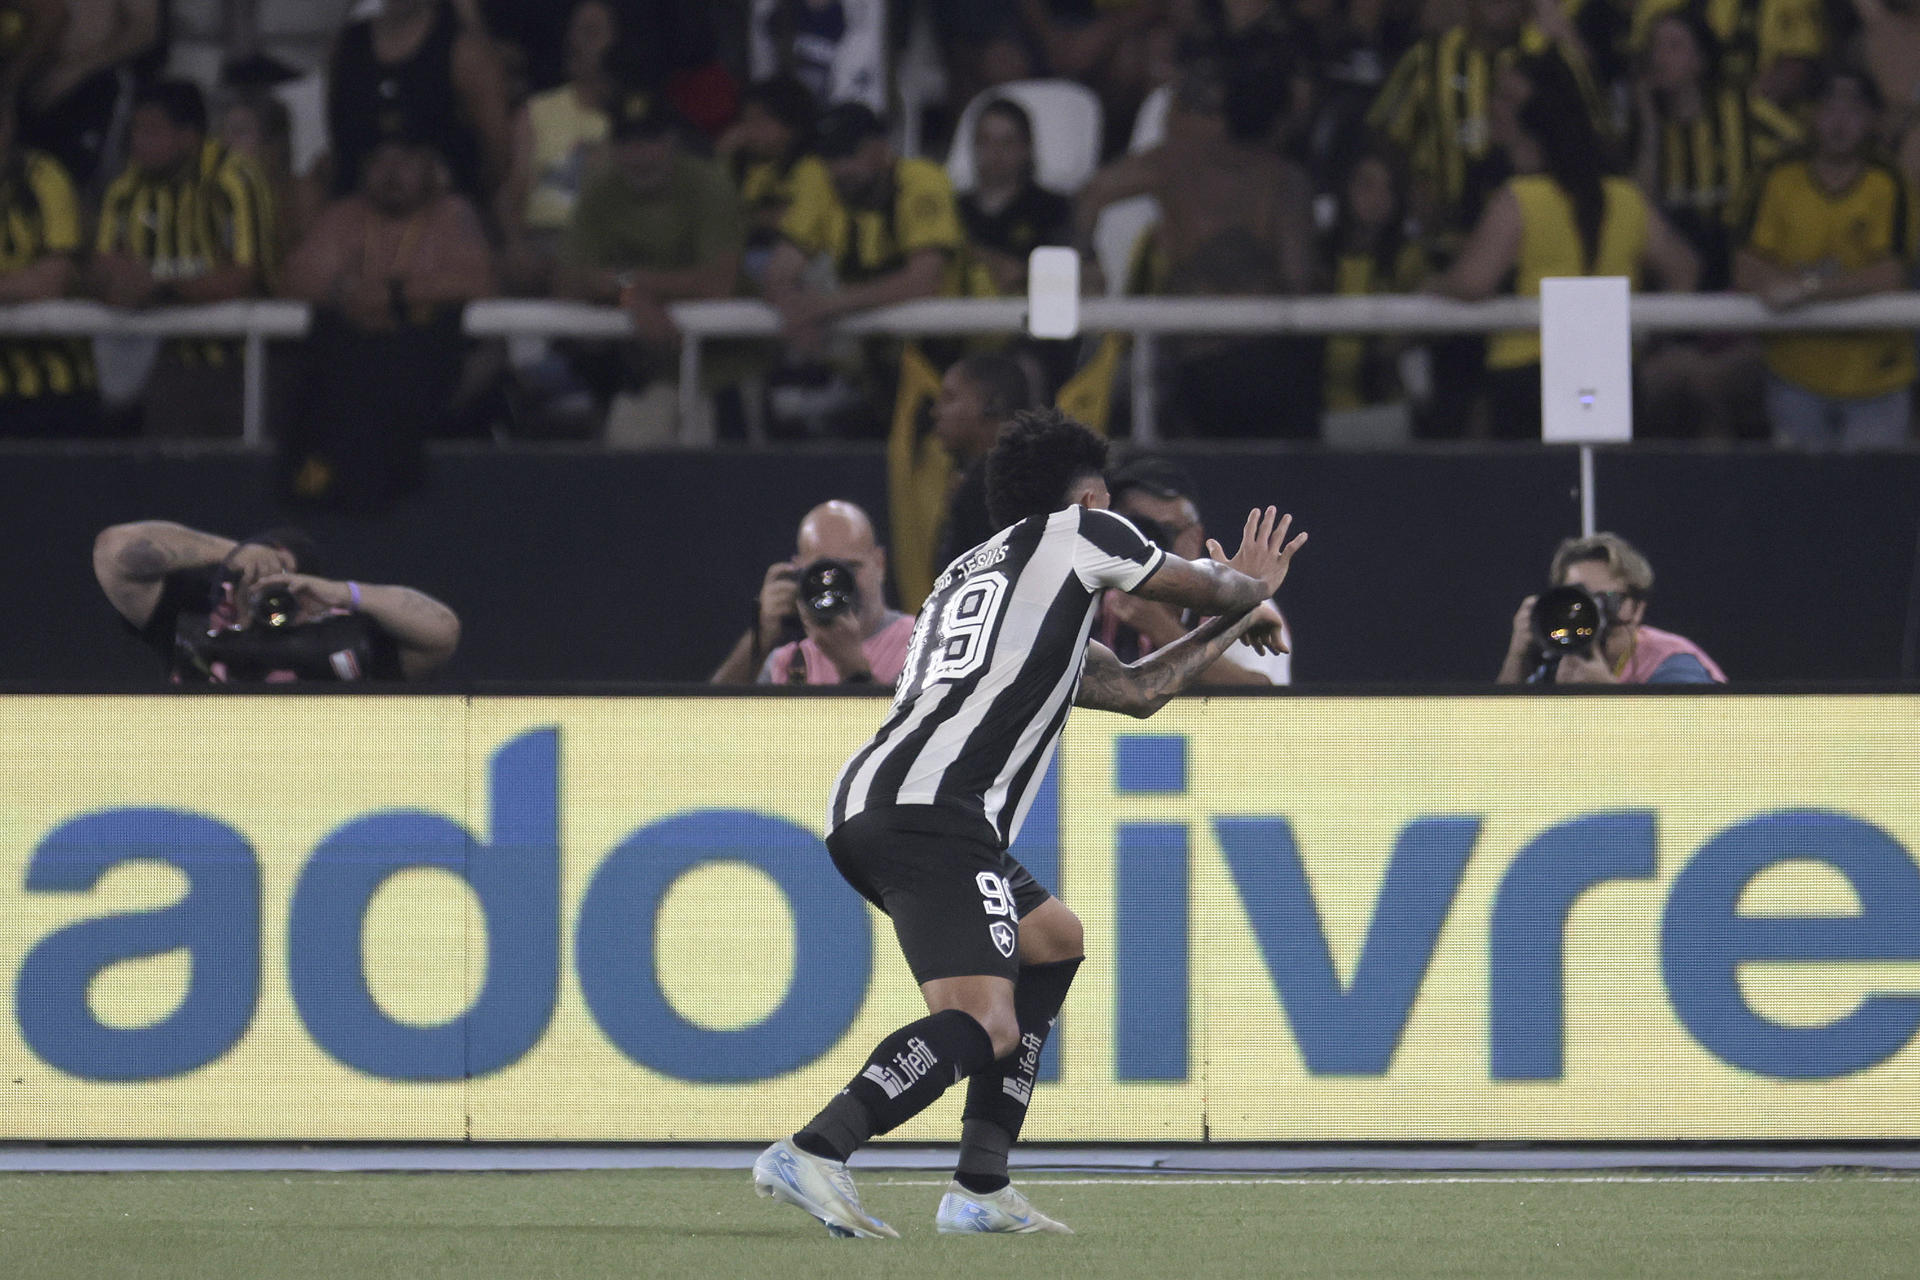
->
[1213, 507, 1308, 596]
[1239, 601, 1290, 655]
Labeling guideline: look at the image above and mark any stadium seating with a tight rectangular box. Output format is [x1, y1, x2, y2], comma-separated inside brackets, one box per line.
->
[1129, 83, 1171, 151]
[944, 79, 1102, 195]
[1090, 86, 1173, 295]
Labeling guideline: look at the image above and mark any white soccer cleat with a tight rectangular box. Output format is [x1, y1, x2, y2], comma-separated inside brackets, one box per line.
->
[752, 1136, 900, 1239]
[935, 1180, 1074, 1234]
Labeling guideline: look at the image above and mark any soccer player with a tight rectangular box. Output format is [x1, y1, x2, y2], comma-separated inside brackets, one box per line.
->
[753, 409, 1307, 1237]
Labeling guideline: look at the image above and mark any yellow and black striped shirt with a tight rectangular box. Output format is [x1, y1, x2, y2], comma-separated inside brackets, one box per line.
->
[779, 155, 965, 290]
[1650, 89, 1802, 222]
[1645, 88, 1802, 285]
[1324, 240, 1428, 410]
[1367, 29, 1604, 238]
[0, 149, 94, 400]
[738, 154, 811, 233]
[1631, 0, 1825, 88]
[97, 139, 276, 362]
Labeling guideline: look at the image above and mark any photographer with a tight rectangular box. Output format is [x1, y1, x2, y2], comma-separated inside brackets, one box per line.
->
[710, 501, 914, 687]
[1098, 457, 1293, 687]
[93, 520, 461, 682]
[1497, 532, 1725, 685]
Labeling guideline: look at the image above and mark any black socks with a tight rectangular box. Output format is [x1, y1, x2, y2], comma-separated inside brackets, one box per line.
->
[793, 961, 1084, 1182]
[796, 1008, 996, 1163]
[954, 1117, 1014, 1193]
[955, 958, 1082, 1192]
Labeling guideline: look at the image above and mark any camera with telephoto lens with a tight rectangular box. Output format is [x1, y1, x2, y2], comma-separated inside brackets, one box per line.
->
[1525, 583, 1619, 683]
[1530, 584, 1614, 657]
[797, 558, 860, 623]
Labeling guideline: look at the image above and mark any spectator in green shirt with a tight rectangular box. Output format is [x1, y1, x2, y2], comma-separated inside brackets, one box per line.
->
[555, 90, 745, 440]
[557, 92, 742, 340]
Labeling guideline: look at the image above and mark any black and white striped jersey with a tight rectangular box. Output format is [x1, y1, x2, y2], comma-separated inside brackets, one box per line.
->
[829, 505, 1165, 846]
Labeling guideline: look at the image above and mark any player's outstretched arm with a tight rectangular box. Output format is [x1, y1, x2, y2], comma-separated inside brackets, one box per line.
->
[1075, 612, 1264, 719]
[1130, 507, 1306, 617]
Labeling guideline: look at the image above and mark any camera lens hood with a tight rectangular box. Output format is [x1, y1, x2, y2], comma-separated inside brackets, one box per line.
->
[1531, 584, 1602, 654]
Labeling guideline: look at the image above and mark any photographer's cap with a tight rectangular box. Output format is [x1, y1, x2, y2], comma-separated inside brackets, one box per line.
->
[1108, 456, 1199, 504]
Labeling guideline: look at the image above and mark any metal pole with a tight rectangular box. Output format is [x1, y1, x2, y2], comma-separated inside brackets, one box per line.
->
[1130, 332, 1158, 444]
[677, 329, 702, 444]
[1579, 444, 1596, 537]
[242, 326, 266, 446]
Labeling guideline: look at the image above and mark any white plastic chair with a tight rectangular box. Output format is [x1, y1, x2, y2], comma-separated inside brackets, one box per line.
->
[1129, 83, 1172, 153]
[1092, 196, 1160, 296]
[945, 79, 1102, 196]
[893, 0, 947, 157]
[1085, 86, 1176, 295]
[272, 71, 330, 178]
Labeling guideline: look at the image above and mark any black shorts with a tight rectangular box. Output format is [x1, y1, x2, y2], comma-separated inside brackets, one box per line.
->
[826, 806, 1054, 984]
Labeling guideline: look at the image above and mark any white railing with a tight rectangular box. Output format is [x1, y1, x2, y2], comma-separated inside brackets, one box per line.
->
[470, 294, 1920, 445]
[0, 300, 309, 445]
[9, 294, 1920, 445]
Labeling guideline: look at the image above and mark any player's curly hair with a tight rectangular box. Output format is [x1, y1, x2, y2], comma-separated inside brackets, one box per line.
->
[985, 407, 1109, 529]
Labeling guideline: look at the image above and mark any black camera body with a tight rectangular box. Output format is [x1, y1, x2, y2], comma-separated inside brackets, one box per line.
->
[185, 571, 371, 682]
[769, 558, 865, 661]
[1531, 584, 1610, 656]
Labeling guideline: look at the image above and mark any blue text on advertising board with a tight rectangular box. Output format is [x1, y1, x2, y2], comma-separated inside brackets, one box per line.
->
[15, 729, 1920, 1084]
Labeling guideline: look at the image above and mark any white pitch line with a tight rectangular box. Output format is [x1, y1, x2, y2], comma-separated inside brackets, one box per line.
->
[870, 1174, 1920, 1187]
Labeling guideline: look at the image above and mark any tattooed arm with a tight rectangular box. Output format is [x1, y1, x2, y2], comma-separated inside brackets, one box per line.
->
[92, 521, 285, 629]
[1075, 611, 1264, 719]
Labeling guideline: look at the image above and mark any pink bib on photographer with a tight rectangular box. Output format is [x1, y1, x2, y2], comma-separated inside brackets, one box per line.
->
[767, 614, 916, 686]
[1621, 625, 1726, 684]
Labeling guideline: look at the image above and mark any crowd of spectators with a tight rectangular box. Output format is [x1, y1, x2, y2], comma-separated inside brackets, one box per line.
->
[3, 0, 1920, 454]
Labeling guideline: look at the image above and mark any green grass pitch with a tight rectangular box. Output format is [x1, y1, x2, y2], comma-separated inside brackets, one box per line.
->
[3, 1168, 1917, 1279]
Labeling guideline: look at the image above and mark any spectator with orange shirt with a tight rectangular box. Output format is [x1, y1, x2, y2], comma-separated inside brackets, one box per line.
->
[280, 127, 496, 507]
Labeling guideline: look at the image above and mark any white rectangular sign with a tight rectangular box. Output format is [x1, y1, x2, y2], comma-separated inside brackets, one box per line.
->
[1541, 276, 1633, 444]
[1027, 246, 1081, 339]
